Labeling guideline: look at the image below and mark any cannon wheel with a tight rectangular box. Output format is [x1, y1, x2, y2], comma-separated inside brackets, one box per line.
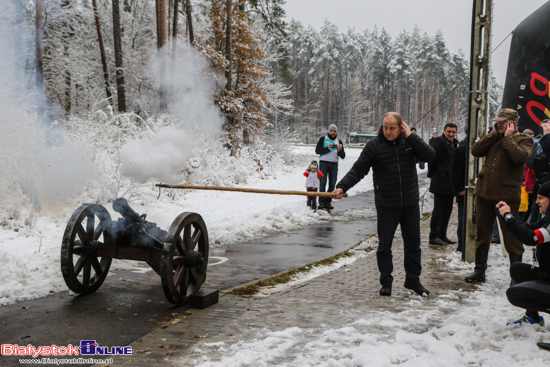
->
[161, 212, 209, 306]
[61, 204, 112, 295]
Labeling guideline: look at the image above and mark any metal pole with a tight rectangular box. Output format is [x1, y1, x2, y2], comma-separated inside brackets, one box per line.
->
[464, 0, 493, 262]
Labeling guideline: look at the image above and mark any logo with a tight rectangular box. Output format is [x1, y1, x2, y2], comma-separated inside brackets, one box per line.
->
[80, 340, 132, 356]
[1, 340, 132, 358]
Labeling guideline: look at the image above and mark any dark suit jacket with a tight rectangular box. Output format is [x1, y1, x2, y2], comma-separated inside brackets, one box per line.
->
[428, 135, 458, 196]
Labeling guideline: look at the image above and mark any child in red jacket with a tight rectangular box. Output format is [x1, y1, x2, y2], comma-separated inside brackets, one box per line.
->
[304, 161, 324, 210]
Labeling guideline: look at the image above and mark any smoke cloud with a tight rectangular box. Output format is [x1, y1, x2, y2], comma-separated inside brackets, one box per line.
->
[0, 2, 95, 213]
[119, 42, 225, 183]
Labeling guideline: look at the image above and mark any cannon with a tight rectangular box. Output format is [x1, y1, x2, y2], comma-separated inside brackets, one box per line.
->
[60, 198, 209, 306]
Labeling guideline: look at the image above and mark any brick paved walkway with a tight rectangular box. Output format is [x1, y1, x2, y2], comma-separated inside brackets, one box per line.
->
[94, 207, 476, 366]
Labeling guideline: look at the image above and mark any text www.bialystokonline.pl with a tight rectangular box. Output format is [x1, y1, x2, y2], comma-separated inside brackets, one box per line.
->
[18, 358, 114, 365]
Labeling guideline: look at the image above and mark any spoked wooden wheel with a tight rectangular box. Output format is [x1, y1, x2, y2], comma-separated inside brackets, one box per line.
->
[161, 212, 209, 306]
[61, 204, 112, 295]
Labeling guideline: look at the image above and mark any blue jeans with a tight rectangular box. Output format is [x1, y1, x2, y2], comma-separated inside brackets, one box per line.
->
[376, 203, 422, 284]
[319, 161, 338, 206]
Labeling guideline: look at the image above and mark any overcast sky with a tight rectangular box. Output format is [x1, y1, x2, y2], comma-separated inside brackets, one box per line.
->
[284, 0, 549, 84]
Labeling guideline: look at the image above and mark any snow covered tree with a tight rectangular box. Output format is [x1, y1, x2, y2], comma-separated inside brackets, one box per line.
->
[199, 0, 270, 152]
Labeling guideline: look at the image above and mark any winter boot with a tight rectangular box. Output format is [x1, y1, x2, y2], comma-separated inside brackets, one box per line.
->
[404, 281, 430, 296]
[379, 277, 393, 296]
[464, 249, 489, 283]
[509, 252, 523, 286]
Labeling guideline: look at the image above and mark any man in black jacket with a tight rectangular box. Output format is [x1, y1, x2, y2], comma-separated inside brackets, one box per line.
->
[428, 123, 459, 246]
[333, 112, 435, 297]
[496, 181, 550, 330]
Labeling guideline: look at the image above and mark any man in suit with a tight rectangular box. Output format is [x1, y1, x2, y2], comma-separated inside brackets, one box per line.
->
[428, 123, 459, 245]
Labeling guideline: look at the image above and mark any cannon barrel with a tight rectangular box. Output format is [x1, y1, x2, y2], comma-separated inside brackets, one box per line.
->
[113, 198, 142, 222]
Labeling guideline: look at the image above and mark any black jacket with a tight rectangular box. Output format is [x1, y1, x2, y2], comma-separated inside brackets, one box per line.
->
[449, 139, 467, 195]
[336, 126, 435, 210]
[428, 135, 458, 195]
[503, 212, 550, 281]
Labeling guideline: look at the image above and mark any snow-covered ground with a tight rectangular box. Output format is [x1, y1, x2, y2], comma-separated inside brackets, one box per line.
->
[0, 146, 370, 305]
[2, 143, 549, 366]
[183, 243, 550, 367]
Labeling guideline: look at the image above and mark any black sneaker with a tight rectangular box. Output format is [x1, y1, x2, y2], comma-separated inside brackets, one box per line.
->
[317, 204, 325, 210]
[404, 281, 430, 296]
[324, 204, 334, 210]
[442, 237, 457, 244]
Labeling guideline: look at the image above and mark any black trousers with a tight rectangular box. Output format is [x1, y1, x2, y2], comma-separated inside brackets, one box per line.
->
[376, 203, 422, 284]
[306, 188, 317, 209]
[507, 262, 550, 315]
[429, 193, 454, 239]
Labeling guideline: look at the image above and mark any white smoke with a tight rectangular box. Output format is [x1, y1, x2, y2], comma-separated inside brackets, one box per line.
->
[119, 42, 225, 183]
[0, 2, 95, 213]
[120, 126, 194, 183]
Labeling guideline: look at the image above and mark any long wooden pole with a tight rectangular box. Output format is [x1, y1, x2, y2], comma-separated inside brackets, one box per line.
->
[156, 184, 348, 198]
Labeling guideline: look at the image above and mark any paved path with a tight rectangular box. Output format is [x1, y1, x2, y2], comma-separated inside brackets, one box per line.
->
[94, 207, 477, 366]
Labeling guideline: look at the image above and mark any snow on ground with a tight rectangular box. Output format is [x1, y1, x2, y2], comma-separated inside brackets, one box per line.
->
[0, 146, 369, 305]
[182, 245, 550, 367]
[2, 143, 549, 366]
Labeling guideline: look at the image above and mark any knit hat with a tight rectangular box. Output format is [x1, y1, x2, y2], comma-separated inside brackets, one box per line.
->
[523, 128, 534, 135]
[309, 160, 318, 170]
[328, 124, 337, 132]
[538, 181, 550, 198]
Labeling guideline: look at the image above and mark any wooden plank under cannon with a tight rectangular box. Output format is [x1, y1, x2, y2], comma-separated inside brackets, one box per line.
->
[156, 184, 348, 197]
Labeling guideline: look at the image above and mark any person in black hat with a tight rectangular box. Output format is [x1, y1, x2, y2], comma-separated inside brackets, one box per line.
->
[496, 181, 550, 328]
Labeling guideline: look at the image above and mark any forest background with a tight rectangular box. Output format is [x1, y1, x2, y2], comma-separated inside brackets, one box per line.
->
[8, 0, 503, 145]
[1, 0, 506, 215]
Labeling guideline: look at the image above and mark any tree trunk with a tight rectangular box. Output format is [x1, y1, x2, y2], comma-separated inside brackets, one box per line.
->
[35, 0, 44, 114]
[225, 0, 233, 90]
[112, 0, 127, 112]
[156, 0, 168, 111]
[92, 0, 113, 106]
[184, 0, 194, 45]
[172, 0, 179, 48]
[414, 74, 419, 127]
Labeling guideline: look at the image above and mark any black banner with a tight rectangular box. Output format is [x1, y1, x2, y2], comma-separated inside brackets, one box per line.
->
[501, 2, 550, 134]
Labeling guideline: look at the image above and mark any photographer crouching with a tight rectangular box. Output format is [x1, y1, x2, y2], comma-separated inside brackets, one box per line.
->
[496, 181, 550, 330]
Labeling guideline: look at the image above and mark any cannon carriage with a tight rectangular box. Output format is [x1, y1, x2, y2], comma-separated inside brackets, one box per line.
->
[60, 198, 209, 306]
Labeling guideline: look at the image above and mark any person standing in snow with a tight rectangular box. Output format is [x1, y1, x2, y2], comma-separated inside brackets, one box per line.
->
[333, 112, 435, 297]
[464, 108, 533, 283]
[427, 122, 459, 246]
[315, 124, 345, 210]
[304, 160, 324, 210]
[496, 181, 550, 327]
